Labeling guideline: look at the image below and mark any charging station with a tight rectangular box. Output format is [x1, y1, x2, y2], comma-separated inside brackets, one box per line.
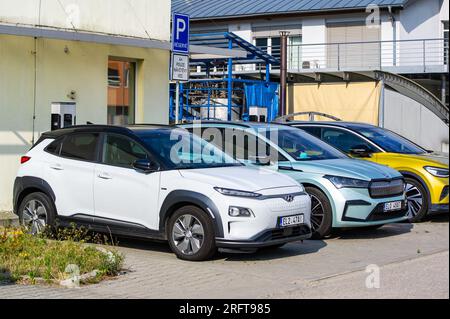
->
[51, 102, 76, 131]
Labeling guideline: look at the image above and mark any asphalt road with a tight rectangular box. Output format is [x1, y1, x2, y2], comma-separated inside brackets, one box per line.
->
[0, 214, 448, 299]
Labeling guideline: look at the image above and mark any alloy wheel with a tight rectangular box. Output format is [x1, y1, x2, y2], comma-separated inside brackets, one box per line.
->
[309, 194, 325, 231]
[22, 199, 47, 235]
[405, 182, 424, 218]
[172, 214, 205, 256]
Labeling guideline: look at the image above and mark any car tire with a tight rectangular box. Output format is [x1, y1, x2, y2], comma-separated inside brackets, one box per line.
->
[405, 177, 429, 223]
[167, 205, 217, 261]
[18, 192, 56, 235]
[305, 187, 333, 239]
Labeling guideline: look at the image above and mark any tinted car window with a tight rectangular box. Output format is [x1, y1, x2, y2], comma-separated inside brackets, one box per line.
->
[136, 128, 241, 170]
[299, 126, 322, 138]
[60, 133, 99, 161]
[356, 126, 426, 154]
[321, 128, 378, 154]
[188, 127, 287, 162]
[45, 138, 63, 155]
[103, 134, 149, 168]
[268, 127, 348, 161]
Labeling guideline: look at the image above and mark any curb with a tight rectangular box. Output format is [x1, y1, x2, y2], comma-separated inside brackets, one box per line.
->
[0, 211, 19, 227]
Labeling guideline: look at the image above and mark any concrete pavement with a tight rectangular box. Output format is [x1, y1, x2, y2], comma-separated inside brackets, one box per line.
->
[0, 215, 448, 299]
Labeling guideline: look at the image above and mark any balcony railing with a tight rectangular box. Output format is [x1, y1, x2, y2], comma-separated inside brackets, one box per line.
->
[262, 38, 449, 74]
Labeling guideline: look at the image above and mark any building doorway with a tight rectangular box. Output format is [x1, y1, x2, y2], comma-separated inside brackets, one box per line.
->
[107, 59, 136, 125]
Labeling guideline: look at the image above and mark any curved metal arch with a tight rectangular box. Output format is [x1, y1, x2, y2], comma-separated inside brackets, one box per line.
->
[373, 71, 449, 125]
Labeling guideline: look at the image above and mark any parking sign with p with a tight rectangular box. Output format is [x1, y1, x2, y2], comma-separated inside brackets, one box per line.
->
[172, 13, 190, 54]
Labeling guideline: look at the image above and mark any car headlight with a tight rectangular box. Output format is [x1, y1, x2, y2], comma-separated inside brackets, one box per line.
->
[214, 187, 262, 198]
[324, 175, 370, 189]
[424, 166, 449, 178]
[229, 206, 254, 217]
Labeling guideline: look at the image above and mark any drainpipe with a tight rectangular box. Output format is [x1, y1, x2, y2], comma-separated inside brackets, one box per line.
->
[279, 31, 290, 117]
[388, 6, 397, 67]
[32, 37, 38, 144]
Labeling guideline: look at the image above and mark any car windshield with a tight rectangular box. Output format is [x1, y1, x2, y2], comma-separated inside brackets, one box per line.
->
[136, 128, 242, 170]
[266, 127, 348, 161]
[357, 126, 426, 154]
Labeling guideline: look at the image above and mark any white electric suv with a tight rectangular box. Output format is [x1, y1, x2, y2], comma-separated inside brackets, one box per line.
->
[14, 125, 312, 261]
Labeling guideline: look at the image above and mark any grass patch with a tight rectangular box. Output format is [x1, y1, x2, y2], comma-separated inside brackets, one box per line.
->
[0, 227, 123, 285]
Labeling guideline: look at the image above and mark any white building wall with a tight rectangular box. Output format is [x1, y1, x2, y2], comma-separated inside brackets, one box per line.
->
[384, 88, 449, 153]
[0, 0, 170, 41]
[229, 23, 252, 42]
[399, 0, 443, 40]
[398, 0, 447, 66]
[0, 0, 171, 211]
[440, 0, 449, 21]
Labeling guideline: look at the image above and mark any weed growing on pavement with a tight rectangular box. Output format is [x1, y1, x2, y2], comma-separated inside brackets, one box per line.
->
[0, 226, 123, 284]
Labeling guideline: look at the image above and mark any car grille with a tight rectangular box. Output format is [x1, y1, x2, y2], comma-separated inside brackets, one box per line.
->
[265, 196, 309, 214]
[369, 179, 405, 198]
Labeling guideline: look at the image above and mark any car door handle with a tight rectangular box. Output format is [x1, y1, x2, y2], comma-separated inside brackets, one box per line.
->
[98, 172, 113, 180]
[50, 164, 64, 171]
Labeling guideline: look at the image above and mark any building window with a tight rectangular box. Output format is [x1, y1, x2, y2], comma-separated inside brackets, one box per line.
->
[107, 60, 136, 125]
[255, 38, 268, 52]
[288, 36, 302, 70]
[255, 35, 302, 70]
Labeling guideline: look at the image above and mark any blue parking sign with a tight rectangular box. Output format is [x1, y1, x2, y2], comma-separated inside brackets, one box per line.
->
[172, 13, 190, 54]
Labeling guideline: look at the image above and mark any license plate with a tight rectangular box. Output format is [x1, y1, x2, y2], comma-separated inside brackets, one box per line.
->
[384, 201, 402, 212]
[279, 214, 304, 227]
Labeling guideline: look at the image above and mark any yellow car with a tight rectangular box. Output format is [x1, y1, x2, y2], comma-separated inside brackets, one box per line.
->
[290, 122, 449, 222]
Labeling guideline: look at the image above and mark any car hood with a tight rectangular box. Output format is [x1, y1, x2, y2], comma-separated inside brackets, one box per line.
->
[415, 152, 449, 167]
[290, 158, 402, 181]
[179, 166, 298, 192]
[376, 152, 449, 167]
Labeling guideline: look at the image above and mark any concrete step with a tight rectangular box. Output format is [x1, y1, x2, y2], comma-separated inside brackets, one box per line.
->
[0, 211, 19, 228]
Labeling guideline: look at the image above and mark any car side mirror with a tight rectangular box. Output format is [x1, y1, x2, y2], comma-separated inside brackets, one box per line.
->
[248, 155, 272, 166]
[349, 147, 373, 158]
[132, 159, 159, 174]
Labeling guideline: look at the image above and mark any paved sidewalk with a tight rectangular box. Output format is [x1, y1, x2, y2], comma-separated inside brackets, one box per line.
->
[0, 216, 448, 299]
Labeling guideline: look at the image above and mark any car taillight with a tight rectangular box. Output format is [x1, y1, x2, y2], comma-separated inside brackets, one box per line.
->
[20, 156, 31, 164]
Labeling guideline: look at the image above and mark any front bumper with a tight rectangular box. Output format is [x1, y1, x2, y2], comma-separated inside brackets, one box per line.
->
[216, 225, 312, 248]
[342, 200, 409, 222]
[320, 180, 409, 227]
[212, 186, 312, 242]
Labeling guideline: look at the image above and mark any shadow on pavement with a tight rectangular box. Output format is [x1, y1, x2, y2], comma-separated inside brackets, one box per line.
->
[115, 237, 172, 253]
[219, 240, 327, 262]
[331, 222, 414, 240]
[114, 237, 327, 262]
[426, 213, 449, 223]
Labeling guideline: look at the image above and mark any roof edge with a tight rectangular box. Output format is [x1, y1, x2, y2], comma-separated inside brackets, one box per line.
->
[187, 5, 406, 22]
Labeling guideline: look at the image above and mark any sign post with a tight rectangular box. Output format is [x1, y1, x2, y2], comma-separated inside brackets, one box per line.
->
[171, 13, 190, 124]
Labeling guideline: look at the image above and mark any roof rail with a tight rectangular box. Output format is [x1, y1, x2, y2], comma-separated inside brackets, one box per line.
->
[275, 112, 343, 123]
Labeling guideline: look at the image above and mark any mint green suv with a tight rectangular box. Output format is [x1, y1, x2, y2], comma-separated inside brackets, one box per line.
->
[180, 122, 409, 239]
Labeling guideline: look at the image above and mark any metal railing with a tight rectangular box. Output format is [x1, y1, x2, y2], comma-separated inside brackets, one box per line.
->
[261, 38, 449, 73]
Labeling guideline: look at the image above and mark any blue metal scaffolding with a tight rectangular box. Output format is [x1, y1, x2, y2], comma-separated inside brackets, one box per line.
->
[169, 32, 280, 122]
